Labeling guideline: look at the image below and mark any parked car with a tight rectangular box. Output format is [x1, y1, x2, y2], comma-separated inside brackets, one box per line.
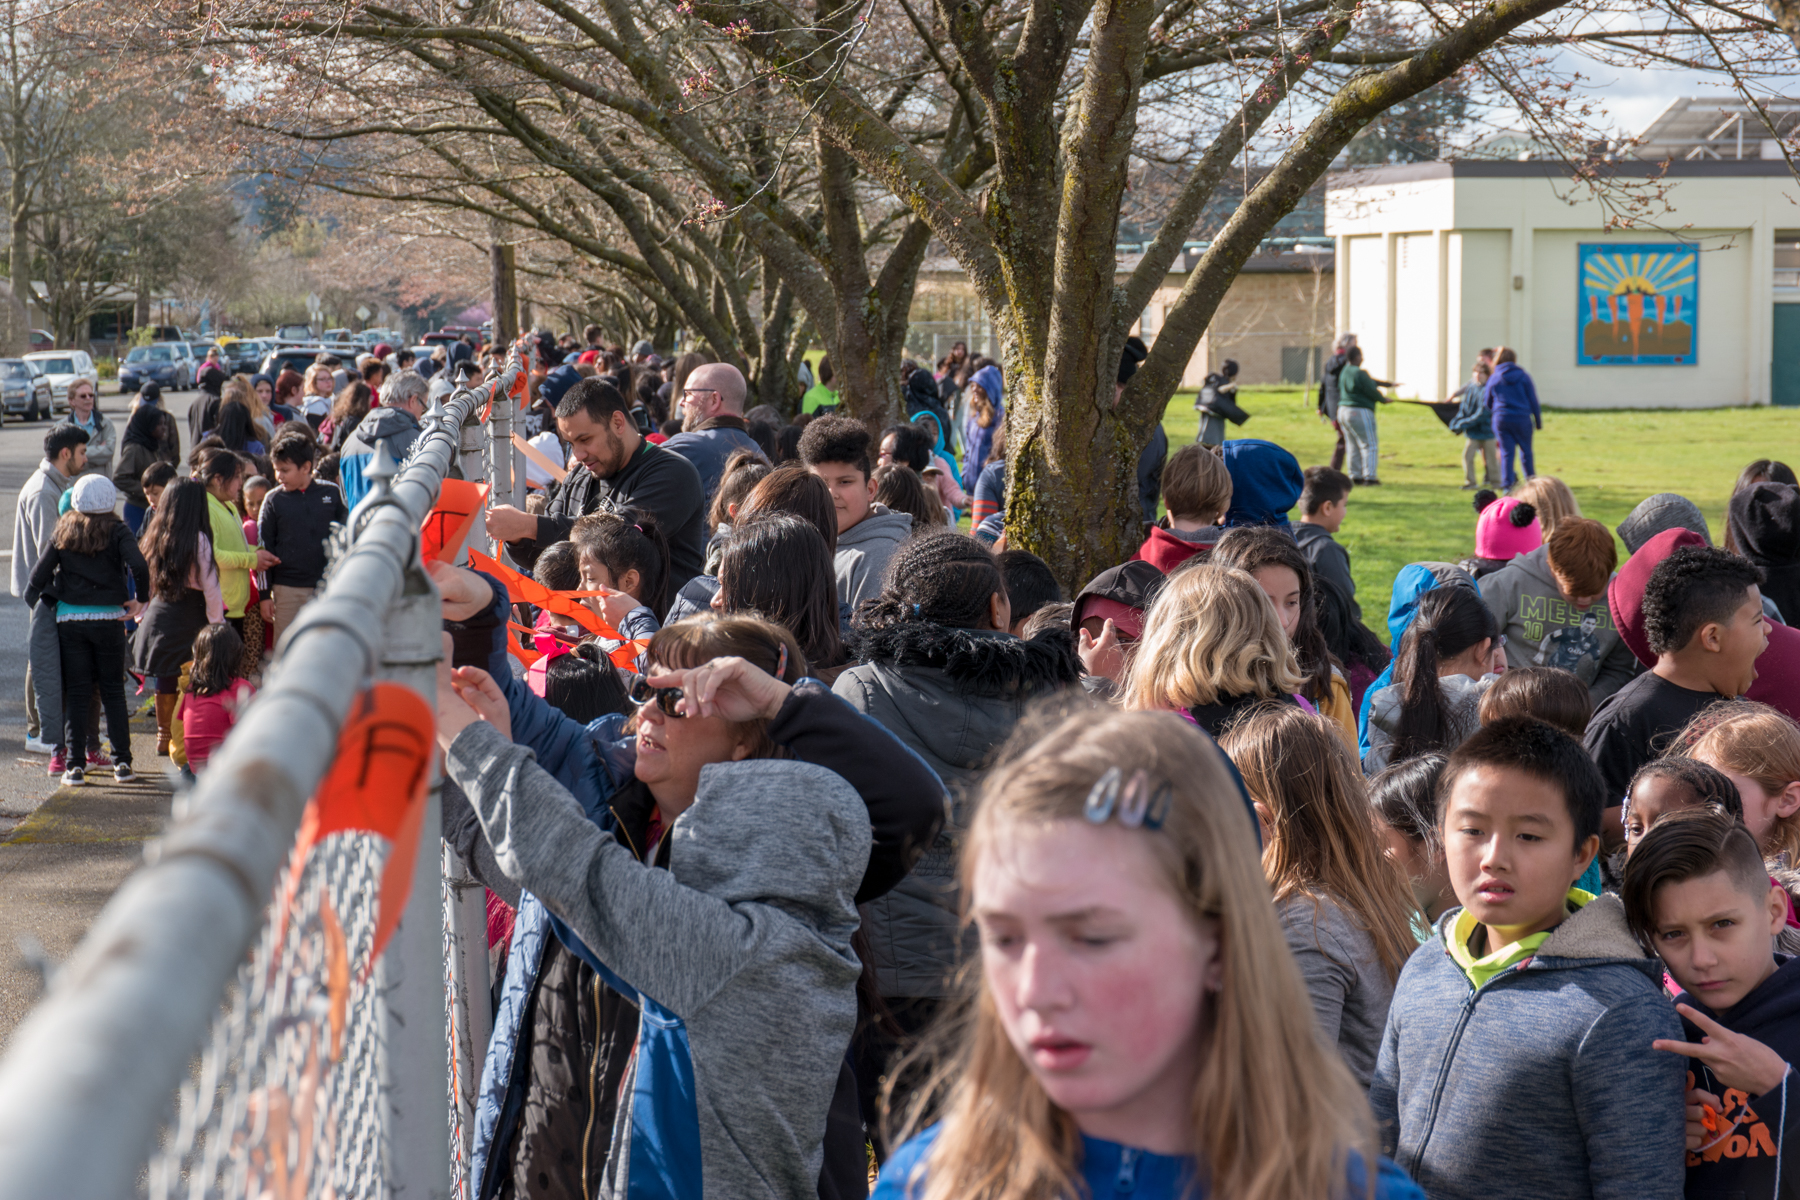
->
[322, 327, 353, 345]
[119, 342, 194, 393]
[23, 350, 98, 413]
[258, 346, 331, 380]
[274, 324, 315, 344]
[226, 338, 270, 372]
[0, 358, 54, 420]
[27, 329, 53, 353]
[422, 326, 483, 347]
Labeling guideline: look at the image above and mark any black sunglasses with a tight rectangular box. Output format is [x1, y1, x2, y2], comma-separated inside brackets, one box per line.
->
[629, 677, 685, 717]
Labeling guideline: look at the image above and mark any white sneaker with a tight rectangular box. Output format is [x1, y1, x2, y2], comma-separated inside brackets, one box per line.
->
[113, 762, 136, 784]
[22, 736, 54, 755]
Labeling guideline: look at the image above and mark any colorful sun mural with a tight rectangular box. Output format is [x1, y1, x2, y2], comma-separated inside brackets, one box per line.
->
[1578, 243, 1699, 366]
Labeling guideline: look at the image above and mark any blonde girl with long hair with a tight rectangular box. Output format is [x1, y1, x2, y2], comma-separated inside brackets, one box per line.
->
[1219, 704, 1422, 1087]
[873, 705, 1424, 1200]
[1509, 475, 1580, 540]
[1122, 562, 1308, 738]
[1676, 700, 1800, 863]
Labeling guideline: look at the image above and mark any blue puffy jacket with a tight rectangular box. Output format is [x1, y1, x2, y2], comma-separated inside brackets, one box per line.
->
[338, 405, 422, 509]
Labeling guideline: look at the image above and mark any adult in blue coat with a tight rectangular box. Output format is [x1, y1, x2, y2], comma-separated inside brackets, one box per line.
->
[1483, 348, 1543, 489]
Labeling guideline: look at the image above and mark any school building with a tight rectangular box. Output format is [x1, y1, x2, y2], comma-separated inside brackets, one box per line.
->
[1326, 98, 1800, 408]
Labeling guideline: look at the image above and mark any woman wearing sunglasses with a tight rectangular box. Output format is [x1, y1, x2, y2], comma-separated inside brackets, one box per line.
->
[432, 562, 947, 1200]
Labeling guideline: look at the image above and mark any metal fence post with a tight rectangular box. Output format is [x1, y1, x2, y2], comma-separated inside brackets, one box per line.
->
[361, 448, 454, 1200]
[486, 370, 515, 523]
[464, 402, 493, 560]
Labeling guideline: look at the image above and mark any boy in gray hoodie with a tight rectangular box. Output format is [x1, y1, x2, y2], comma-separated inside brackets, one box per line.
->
[441, 668, 871, 1200]
[1371, 717, 1686, 1200]
[800, 415, 913, 611]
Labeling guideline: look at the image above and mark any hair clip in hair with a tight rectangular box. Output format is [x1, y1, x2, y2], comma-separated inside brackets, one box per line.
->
[1141, 782, 1172, 830]
[775, 642, 789, 682]
[1117, 770, 1152, 827]
[1083, 767, 1123, 824]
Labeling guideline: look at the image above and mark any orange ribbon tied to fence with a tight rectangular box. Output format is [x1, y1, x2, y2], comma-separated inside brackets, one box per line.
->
[420, 478, 490, 564]
[467, 548, 651, 670]
[285, 683, 436, 983]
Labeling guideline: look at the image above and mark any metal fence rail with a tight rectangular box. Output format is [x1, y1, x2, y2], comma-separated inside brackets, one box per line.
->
[0, 350, 526, 1200]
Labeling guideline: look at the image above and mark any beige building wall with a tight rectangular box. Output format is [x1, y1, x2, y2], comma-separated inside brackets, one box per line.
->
[1156, 264, 1336, 388]
[1329, 162, 1796, 407]
[910, 258, 1335, 391]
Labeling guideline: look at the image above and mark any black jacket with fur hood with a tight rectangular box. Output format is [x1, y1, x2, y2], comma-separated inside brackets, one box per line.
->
[832, 622, 1081, 998]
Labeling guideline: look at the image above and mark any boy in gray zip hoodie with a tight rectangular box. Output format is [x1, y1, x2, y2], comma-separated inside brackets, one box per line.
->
[800, 415, 914, 610]
[1371, 717, 1686, 1200]
[442, 676, 871, 1200]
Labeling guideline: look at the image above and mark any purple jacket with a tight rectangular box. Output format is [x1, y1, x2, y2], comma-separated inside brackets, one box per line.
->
[1483, 361, 1542, 427]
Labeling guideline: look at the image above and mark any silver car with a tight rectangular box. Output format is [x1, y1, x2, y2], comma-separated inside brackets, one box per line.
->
[23, 349, 98, 414]
[0, 358, 54, 421]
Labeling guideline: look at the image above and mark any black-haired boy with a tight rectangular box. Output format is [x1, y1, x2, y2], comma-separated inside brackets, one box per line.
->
[1622, 808, 1800, 1197]
[1295, 465, 1359, 620]
[259, 435, 347, 647]
[1587, 546, 1769, 844]
[799, 415, 913, 609]
[1371, 717, 1686, 1200]
[995, 549, 1060, 636]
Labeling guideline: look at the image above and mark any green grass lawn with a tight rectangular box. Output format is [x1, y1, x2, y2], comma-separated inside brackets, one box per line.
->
[1159, 387, 1800, 640]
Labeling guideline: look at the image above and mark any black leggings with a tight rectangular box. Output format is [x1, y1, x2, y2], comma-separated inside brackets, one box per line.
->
[61, 621, 131, 766]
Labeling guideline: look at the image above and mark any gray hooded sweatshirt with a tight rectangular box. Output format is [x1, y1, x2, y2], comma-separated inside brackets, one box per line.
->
[446, 721, 871, 1200]
[834, 503, 913, 611]
[1363, 672, 1499, 773]
[1479, 545, 1639, 704]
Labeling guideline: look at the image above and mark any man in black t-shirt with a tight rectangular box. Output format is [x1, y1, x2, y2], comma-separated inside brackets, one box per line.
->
[1585, 546, 1769, 850]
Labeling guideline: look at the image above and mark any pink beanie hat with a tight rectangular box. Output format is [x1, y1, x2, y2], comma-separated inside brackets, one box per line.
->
[1475, 496, 1543, 561]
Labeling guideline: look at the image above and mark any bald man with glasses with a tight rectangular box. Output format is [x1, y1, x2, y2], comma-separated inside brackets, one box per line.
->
[661, 362, 769, 509]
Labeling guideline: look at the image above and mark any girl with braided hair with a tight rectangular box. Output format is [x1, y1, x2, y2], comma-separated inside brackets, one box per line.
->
[833, 530, 1083, 1119]
[1621, 755, 1744, 858]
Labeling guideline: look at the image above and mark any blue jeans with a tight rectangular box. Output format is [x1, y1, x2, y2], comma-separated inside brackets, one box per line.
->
[1496, 417, 1536, 488]
[28, 600, 62, 748]
[123, 501, 148, 535]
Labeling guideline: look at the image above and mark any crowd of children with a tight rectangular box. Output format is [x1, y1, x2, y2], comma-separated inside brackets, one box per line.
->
[419, 332, 1800, 1200]
[14, 327, 1800, 1199]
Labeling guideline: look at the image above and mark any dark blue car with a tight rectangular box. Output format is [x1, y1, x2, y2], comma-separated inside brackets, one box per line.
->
[118, 343, 193, 393]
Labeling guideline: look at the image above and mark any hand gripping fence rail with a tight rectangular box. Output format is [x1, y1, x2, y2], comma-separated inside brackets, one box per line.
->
[0, 344, 530, 1200]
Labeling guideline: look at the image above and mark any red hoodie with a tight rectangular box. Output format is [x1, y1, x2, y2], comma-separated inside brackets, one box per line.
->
[1608, 527, 1800, 722]
[1134, 526, 1217, 574]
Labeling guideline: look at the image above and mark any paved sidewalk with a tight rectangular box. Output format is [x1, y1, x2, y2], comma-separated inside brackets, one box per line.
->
[0, 725, 174, 1047]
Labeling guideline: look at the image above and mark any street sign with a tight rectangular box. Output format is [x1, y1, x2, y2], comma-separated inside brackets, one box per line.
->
[306, 292, 322, 319]
[356, 306, 371, 322]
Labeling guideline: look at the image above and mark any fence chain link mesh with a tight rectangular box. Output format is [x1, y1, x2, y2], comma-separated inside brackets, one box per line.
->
[141, 831, 397, 1199]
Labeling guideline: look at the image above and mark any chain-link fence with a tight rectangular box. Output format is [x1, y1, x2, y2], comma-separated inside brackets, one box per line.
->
[0, 346, 528, 1200]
